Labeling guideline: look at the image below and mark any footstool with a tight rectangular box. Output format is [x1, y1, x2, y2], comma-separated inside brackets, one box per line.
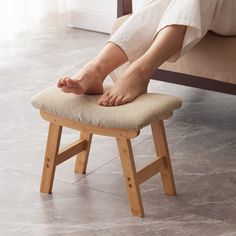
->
[31, 86, 182, 217]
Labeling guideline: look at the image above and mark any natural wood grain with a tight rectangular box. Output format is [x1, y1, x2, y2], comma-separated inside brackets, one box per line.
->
[40, 122, 62, 194]
[151, 120, 176, 195]
[136, 156, 165, 185]
[56, 139, 87, 166]
[116, 137, 144, 217]
[74, 132, 93, 174]
[39, 109, 177, 216]
[40, 111, 139, 139]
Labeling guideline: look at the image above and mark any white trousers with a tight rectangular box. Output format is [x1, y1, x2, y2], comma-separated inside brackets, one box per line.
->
[109, 0, 236, 65]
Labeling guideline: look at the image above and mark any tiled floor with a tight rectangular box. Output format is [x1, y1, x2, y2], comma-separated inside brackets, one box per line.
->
[0, 23, 236, 236]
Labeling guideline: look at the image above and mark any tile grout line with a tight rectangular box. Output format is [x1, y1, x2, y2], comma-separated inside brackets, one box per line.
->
[0, 164, 74, 185]
[82, 185, 126, 199]
[72, 155, 120, 184]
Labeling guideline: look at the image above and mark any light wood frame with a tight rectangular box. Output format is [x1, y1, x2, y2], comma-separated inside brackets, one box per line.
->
[39, 110, 176, 217]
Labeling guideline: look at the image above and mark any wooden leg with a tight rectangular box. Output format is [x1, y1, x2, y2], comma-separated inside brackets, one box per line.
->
[74, 132, 92, 174]
[151, 120, 176, 195]
[40, 122, 62, 194]
[116, 137, 144, 217]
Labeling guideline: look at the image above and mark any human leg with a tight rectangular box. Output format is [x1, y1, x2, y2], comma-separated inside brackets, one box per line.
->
[99, 0, 224, 106]
[57, 0, 168, 95]
[98, 25, 187, 106]
[57, 42, 128, 95]
[58, 0, 222, 102]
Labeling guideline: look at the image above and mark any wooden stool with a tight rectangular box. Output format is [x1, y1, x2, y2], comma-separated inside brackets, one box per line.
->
[31, 86, 182, 217]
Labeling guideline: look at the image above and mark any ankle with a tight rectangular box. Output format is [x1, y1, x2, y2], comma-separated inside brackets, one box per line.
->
[134, 51, 162, 78]
[132, 62, 153, 83]
[89, 59, 108, 80]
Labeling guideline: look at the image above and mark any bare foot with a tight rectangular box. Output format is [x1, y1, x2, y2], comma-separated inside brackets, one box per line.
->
[57, 61, 105, 95]
[98, 65, 150, 106]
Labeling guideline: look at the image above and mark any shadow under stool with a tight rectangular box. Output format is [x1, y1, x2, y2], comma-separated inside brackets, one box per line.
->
[31, 86, 182, 217]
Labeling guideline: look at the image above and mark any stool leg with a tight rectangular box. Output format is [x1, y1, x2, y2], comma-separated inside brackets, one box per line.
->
[151, 120, 176, 195]
[74, 132, 92, 174]
[116, 137, 144, 217]
[40, 122, 62, 194]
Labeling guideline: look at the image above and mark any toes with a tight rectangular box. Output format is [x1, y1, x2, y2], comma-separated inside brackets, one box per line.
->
[98, 91, 110, 105]
[66, 78, 80, 88]
[98, 91, 131, 107]
[60, 77, 85, 94]
[62, 76, 70, 85]
[108, 95, 117, 106]
[121, 96, 132, 105]
[101, 95, 112, 106]
[58, 76, 70, 88]
[57, 78, 63, 88]
[114, 96, 124, 106]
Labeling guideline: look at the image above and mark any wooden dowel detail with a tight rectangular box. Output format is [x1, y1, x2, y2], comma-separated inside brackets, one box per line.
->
[116, 137, 144, 217]
[56, 139, 87, 166]
[136, 157, 165, 185]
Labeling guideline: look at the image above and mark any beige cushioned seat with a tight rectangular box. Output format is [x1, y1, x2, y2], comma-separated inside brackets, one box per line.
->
[31, 86, 182, 130]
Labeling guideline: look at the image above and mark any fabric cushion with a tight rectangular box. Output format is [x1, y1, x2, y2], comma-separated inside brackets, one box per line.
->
[113, 15, 236, 85]
[31, 86, 182, 130]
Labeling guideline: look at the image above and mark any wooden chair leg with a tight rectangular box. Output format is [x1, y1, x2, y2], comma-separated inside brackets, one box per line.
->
[40, 122, 62, 194]
[74, 132, 92, 174]
[151, 120, 176, 195]
[116, 137, 144, 217]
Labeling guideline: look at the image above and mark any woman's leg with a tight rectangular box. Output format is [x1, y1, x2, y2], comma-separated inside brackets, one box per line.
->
[57, 42, 128, 95]
[98, 25, 187, 106]
[57, 0, 168, 95]
[58, 0, 221, 105]
[98, 0, 223, 106]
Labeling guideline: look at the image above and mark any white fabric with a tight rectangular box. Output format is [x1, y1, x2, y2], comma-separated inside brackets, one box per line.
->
[110, 14, 236, 85]
[109, 0, 236, 63]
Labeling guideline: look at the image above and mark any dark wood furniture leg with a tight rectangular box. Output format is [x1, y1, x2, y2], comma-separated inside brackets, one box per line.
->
[117, 0, 132, 17]
[154, 70, 236, 95]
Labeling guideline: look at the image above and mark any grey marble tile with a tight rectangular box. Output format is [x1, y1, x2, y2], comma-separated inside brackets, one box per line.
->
[1, 166, 235, 236]
[0, 167, 131, 236]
